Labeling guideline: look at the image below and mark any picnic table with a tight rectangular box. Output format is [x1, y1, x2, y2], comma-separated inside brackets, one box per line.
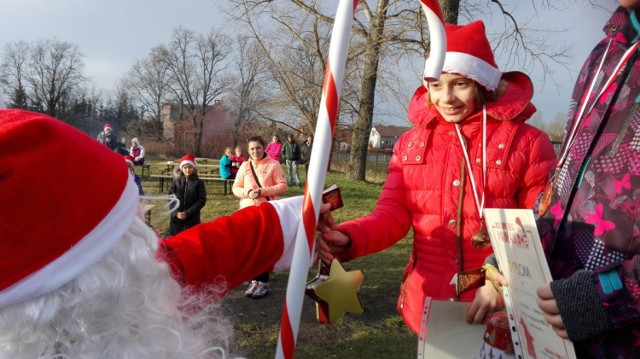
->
[156, 161, 219, 175]
[150, 173, 232, 194]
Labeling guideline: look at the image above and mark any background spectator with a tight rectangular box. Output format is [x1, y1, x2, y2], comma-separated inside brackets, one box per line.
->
[96, 123, 118, 151]
[232, 135, 287, 299]
[300, 134, 313, 173]
[265, 134, 283, 162]
[129, 137, 145, 165]
[220, 146, 233, 179]
[282, 133, 302, 187]
[231, 146, 246, 178]
[124, 155, 144, 195]
[169, 154, 207, 236]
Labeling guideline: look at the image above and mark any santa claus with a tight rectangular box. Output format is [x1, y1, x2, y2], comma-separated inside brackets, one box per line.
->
[0, 109, 314, 358]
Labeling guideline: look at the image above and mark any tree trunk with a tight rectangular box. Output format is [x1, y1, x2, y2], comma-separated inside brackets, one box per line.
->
[346, 0, 389, 181]
[440, 0, 459, 24]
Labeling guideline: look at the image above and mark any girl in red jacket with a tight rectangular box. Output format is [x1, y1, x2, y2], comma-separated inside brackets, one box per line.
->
[317, 20, 556, 333]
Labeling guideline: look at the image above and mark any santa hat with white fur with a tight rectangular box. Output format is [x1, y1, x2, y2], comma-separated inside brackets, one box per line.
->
[179, 154, 196, 169]
[0, 109, 139, 308]
[424, 20, 502, 91]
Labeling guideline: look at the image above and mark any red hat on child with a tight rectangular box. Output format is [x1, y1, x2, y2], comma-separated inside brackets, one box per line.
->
[0, 109, 139, 308]
[104, 123, 111, 129]
[424, 20, 502, 91]
[179, 154, 196, 169]
[124, 155, 135, 167]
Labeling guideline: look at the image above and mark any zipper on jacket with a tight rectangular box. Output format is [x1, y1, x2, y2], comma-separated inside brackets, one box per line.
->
[399, 250, 417, 310]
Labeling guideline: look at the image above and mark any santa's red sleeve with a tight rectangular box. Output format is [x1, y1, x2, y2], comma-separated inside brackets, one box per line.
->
[158, 196, 302, 294]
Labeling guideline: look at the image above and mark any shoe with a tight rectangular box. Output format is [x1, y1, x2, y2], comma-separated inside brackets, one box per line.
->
[245, 280, 258, 297]
[251, 281, 269, 299]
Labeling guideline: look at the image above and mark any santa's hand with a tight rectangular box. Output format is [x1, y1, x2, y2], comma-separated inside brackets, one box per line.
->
[317, 204, 337, 232]
[537, 284, 568, 339]
[316, 227, 350, 264]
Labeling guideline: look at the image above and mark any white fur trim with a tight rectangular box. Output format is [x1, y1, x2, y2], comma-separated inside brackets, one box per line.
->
[0, 175, 139, 308]
[420, 5, 446, 82]
[424, 51, 501, 91]
[180, 160, 196, 169]
[270, 196, 304, 272]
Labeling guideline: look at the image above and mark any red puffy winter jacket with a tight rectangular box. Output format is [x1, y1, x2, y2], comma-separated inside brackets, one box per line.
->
[336, 72, 556, 333]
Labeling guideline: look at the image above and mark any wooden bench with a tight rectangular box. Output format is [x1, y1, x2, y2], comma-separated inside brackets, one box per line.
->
[144, 203, 155, 225]
[199, 176, 234, 195]
[150, 174, 233, 195]
[138, 163, 151, 177]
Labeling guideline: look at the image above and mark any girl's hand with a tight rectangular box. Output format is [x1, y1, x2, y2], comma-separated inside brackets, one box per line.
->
[316, 226, 350, 264]
[248, 189, 260, 199]
[537, 284, 568, 339]
[466, 279, 505, 324]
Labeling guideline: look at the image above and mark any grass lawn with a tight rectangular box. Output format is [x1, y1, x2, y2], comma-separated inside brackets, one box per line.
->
[139, 160, 418, 358]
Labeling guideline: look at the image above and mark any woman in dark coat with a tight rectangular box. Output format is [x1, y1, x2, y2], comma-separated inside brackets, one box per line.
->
[168, 154, 207, 235]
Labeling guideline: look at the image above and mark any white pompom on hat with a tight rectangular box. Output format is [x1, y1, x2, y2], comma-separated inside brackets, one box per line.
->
[179, 153, 196, 169]
[0, 109, 139, 309]
[424, 20, 502, 91]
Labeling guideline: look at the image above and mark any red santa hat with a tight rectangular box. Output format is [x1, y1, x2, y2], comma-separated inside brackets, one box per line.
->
[124, 155, 135, 167]
[179, 154, 196, 169]
[104, 123, 111, 129]
[424, 20, 502, 91]
[0, 109, 139, 308]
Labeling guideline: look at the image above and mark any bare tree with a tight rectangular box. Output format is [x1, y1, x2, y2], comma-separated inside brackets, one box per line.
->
[226, 0, 579, 180]
[225, 36, 272, 147]
[226, 1, 332, 136]
[123, 53, 169, 122]
[0, 41, 29, 108]
[1, 39, 88, 117]
[156, 27, 232, 155]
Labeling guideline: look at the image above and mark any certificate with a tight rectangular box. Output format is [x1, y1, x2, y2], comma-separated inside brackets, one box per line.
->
[418, 298, 485, 358]
[483, 208, 576, 359]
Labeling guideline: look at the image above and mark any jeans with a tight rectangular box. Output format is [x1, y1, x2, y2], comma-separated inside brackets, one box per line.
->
[286, 159, 301, 186]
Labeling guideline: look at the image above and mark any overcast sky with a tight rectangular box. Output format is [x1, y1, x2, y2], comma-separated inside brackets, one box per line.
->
[1, 0, 619, 125]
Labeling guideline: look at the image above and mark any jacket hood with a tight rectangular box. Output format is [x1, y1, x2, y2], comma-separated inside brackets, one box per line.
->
[407, 71, 536, 128]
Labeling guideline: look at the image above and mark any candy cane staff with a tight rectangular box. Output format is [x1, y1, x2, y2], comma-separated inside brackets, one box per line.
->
[275, 0, 446, 357]
[275, 0, 360, 358]
[0, 109, 328, 359]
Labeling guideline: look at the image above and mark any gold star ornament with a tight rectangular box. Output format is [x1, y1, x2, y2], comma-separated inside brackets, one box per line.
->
[305, 259, 364, 324]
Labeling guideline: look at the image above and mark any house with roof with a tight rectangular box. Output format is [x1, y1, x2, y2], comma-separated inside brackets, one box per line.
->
[369, 125, 411, 150]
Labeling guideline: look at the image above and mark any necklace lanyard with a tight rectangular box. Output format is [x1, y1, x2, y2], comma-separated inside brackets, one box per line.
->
[454, 104, 487, 220]
[556, 39, 640, 170]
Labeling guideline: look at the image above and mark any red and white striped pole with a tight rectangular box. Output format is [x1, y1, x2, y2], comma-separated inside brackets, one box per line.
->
[420, 0, 446, 82]
[275, 1, 445, 358]
[275, 1, 360, 357]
